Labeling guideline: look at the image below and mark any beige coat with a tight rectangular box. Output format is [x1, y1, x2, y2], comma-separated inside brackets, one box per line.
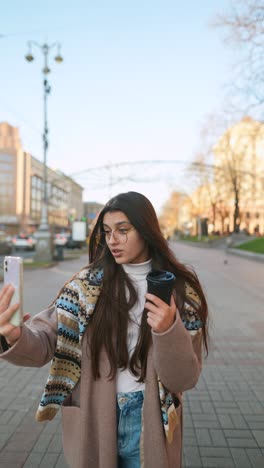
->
[0, 303, 202, 468]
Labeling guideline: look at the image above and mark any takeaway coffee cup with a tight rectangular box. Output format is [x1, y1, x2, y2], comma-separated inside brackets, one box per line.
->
[146, 270, 176, 305]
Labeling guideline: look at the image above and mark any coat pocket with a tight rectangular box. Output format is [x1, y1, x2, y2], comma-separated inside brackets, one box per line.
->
[61, 405, 81, 468]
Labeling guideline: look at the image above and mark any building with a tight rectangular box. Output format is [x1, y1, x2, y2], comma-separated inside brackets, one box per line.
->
[0, 122, 84, 234]
[83, 201, 104, 230]
[159, 117, 264, 237]
[213, 117, 264, 234]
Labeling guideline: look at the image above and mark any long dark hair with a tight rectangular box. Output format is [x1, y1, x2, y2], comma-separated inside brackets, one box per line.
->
[88, 191, 208, 381]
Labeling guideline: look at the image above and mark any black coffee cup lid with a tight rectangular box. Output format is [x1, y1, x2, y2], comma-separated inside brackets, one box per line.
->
[146, 270, 175, 283]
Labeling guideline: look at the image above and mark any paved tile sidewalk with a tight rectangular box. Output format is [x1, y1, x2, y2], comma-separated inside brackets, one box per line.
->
[0, 248, 264, 467]
[180, 244, 264, 468]
[183, 364, 264, 468]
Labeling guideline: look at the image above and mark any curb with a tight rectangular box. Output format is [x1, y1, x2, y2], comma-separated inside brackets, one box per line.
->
[170, 240, 264, 263]
[227, 248, 264, 263]
[170, 239, 225, 249]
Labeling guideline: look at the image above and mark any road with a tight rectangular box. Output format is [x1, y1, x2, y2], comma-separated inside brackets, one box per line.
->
[0, 244, 263, 467]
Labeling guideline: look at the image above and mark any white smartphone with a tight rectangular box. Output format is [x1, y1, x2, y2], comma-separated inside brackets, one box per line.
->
[3, 256, 23, 327]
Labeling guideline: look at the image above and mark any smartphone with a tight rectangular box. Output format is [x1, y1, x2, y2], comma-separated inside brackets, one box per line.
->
[3, 256, 23, 327]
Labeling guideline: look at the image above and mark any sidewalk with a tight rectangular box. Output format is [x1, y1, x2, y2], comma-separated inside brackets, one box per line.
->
[174, 243, 264, 468]
[0, 255, 87, 468]
[0, 248, 86, 282]
[0, 248, 264, 467]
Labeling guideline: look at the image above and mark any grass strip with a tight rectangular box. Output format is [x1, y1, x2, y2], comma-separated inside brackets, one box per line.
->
[235, 237, 264, 254]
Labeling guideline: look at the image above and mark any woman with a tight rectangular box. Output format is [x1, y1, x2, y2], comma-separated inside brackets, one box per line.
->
[0, 191, 208, 468]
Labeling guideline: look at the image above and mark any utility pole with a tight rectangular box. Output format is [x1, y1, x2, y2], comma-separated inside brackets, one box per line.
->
[25, 41, 63, 261]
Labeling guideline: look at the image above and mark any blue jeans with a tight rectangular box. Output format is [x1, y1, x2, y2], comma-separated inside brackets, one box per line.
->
[116, 390, 144, 468]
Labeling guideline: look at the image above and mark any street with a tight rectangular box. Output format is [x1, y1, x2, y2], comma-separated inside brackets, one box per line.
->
[0, 244, 264, 467]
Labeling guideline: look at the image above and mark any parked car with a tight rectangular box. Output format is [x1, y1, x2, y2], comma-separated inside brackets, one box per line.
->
[54, 233, 70, 246]
[12, 234, 36, 251]
[0, 231, 12, 255]
[65, 236, 84, 249]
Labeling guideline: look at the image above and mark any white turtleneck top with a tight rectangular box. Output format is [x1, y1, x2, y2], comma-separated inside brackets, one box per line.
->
[116, 258, 152, 393]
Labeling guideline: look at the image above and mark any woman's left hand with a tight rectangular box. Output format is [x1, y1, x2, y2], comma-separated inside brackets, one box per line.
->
[145, 293, 177, 334]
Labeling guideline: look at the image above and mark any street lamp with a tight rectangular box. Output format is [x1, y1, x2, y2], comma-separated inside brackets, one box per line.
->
[25, 41, 63, 262]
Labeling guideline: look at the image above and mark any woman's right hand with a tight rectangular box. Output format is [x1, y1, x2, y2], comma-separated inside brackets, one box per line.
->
[0, 284, 30, 346]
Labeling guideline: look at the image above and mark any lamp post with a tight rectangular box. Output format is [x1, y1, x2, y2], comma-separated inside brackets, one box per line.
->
[25, 41, 63, 261]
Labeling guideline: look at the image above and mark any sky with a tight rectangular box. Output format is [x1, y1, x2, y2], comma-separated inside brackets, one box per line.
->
[1, 0, 235, 214]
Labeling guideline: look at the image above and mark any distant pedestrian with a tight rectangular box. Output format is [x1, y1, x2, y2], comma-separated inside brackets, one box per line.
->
[0, 191, 208, 468]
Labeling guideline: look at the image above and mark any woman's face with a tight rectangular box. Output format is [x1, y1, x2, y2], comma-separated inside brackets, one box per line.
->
[102, 211, 149, 264]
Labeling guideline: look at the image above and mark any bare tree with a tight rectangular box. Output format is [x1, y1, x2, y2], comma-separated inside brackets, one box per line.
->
[189, 114, 264, 233]
[159, 191, 189, 236]
[213, 117, 264, 232]
[223, 137, 240, 232]
[189, 151, 226, 232]
[217, 199, 231, 234]
[214, 0, 264, 111]
[188, 115, 231, 234]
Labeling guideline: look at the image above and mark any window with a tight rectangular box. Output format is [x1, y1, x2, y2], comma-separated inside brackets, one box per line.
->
[31, 175, 43, 218]
[0, 172, 14, 182]
[0, 185, 12, 195]
[0, 153, 14, 216]
[0, 153, 14, 162]
[0, 162, 13, 171]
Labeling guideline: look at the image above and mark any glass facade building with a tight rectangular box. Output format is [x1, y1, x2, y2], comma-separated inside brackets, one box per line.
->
[0, 153, 15, 215]
[0, 122, 83, 234]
